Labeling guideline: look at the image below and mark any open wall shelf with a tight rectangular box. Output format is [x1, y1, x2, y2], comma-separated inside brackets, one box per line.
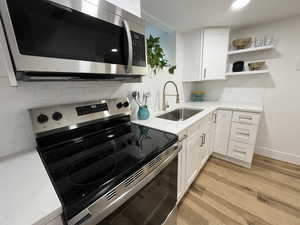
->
[228, 45, 274, 55]
[226, 70, 269, 76]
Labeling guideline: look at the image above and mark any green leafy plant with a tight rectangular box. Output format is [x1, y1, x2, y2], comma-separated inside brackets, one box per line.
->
[147, 35, 176, 74]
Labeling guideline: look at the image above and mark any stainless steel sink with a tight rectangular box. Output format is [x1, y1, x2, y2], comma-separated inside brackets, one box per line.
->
[157, 108, 203, 121]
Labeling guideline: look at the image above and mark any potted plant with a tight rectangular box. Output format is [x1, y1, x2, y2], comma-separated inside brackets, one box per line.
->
[147, 35, 176, 75]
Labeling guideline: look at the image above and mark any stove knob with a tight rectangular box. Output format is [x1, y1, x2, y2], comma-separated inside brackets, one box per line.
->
[123, 101, 130, 108]
[116, 102, 123, 109]
[37, 114, 48, 124]
[52, 112, 63, 121]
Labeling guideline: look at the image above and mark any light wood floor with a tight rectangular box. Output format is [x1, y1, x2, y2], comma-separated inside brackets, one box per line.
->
[177, 155, 300, 225]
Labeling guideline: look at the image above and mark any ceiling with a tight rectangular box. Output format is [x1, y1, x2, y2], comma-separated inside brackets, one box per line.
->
[141, 0, 300, 32]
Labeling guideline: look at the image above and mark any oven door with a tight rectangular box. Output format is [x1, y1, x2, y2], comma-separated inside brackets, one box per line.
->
[98, 155, 178, 225]
[68, 146, 179, 225]
[0, 0, 147, 76]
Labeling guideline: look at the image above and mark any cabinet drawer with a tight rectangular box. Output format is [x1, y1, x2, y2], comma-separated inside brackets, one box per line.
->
[228, 141, 254, 163]
[230, 122, 258, 145]
[232, 111, 260, 125]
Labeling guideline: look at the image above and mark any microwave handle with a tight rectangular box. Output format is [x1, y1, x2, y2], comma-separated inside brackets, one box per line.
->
[123, 20, 133, 73]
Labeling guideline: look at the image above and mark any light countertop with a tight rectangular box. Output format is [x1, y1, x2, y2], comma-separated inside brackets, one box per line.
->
[133, 101, 263, 134]
[0, 150, 62, 225]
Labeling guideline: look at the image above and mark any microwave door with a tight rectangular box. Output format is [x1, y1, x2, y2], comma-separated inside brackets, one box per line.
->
[0, 0, 146, 76]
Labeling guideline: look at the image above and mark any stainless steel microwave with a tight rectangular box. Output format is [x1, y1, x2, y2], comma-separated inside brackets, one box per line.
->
[0, 0, 147, 81]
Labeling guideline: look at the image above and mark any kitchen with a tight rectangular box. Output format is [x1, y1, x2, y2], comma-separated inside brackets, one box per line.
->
[0, 0, 300, 225]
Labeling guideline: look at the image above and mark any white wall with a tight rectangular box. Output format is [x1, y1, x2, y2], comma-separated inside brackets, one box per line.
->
[196, 15, 300, 165]
[0, 32, 190, 159]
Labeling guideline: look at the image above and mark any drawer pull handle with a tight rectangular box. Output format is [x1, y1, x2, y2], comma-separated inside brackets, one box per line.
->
[239, 116, 253, 120]
[234, 150, 247, 155]
[236, 132, 250, 136]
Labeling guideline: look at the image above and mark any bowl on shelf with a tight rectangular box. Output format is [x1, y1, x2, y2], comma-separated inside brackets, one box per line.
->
[232, 61, 245, 72]
[232, 37, 252, 50]
[191, 91, 205, 102]
[248, 61, 266, 71]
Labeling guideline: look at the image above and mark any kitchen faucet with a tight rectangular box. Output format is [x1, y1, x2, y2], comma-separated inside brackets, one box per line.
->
[162, 81, 180, 111]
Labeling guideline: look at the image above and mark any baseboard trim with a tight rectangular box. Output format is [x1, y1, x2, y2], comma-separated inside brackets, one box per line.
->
[212, 153, 251, 168]
[255, 146, 300, 165]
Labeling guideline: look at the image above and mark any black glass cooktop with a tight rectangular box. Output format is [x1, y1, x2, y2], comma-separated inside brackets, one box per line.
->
[36, 116, 178, 220]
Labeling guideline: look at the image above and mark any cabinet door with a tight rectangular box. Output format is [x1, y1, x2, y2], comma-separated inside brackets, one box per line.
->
[210, 111, 217, 155]
[186, 131, 202, 186]
[202, 28, 229, 80]
[213, 110, 233, 155]
[182, 30, 203, 81]
[198, 132, 207, 167]
[177, 134, 187, 201]
[198, 118, 211, 169]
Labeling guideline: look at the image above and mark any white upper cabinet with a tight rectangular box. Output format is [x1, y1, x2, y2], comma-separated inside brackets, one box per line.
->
[182, 30, 203, 81]
[202, 28, 230, 81]
[105, 0, 141, 17]
[182, 27, 230, 82]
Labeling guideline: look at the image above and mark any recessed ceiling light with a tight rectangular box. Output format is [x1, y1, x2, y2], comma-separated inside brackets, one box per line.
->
[231, 0, 250, 10]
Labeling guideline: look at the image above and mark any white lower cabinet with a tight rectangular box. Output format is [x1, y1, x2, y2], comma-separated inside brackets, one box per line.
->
[230, 122, 258, 145]
[212, 110, 232, 155]
[227, 141, 254, 163]
[186, 130, 202, 186]
[212, 110, 261, 167]
[177, 131, 188, 201]
[177, 114, 213, 202]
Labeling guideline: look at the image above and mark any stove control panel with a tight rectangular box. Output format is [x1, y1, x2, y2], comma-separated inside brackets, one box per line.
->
[29, 98, 131, 135]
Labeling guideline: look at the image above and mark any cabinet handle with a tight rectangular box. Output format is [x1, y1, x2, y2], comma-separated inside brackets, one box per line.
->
[178, 143, 183, 152]
[203, 68, 207, 80]
[213, 112, 217, 123]
[200, 134, 205, 147]
[203, 133, 206, 144]
[200, 135, 203, 147]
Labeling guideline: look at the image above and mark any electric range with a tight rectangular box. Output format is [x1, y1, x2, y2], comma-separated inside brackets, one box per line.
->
[29, 98, 179, 225]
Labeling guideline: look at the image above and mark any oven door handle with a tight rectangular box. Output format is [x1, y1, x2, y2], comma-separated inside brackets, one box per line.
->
[123, 20, 133, 73]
